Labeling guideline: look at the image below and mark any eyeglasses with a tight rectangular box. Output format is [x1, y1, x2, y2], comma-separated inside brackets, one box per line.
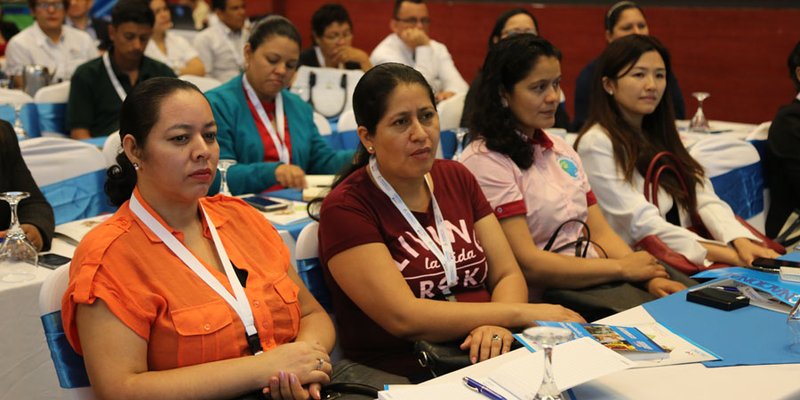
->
[322, 30, 353, 42]
[395, 17, 431, 26]
[36, 1, 65, 10]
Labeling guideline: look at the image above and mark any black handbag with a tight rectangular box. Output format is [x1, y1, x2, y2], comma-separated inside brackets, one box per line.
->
[414, 338, 523, 378]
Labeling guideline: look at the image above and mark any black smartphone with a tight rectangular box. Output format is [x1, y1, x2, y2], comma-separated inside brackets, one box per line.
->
[241, 196, 290, 212]
[38, 253, 72, 270]
[748, 257, 800, 273]
[686, 287, 750, 311]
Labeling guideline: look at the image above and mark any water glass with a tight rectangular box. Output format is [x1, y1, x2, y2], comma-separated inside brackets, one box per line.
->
[523, 326, 574, 400]
[688, 92, 711, 133]
[0, 191, 38, 283]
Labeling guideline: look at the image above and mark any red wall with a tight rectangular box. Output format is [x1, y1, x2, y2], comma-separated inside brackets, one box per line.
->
[251, 0, 800, 124]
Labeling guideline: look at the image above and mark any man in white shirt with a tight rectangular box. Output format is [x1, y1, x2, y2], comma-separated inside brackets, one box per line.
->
[192, 0, 248, 83]
[5, 0, 96, 89]
[370, 0, 467, 102]
[65, 0, 111, 50]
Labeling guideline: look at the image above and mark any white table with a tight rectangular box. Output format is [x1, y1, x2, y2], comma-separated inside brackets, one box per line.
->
[421, 306, 800, 399]
[0, 239, 75, 400]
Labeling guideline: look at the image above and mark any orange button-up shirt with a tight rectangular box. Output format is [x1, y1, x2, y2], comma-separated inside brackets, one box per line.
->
[62, 188, 300, 370]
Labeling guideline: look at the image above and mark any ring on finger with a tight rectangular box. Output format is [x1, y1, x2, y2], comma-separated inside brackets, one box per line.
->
[491, 334, 501, 342]
[316, 358, 325, 371]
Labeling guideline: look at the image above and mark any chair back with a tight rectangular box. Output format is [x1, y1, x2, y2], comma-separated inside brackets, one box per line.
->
[336, 109, 357, 133]
[38, 265, 95, 399]
[334, 109, 360, 150]
[313, 112, 332, 136]
[178, 74, 222, 93]
[294, 221, 332, 312]
[20, 137, 113, 224]
[0, 88, 39, 137]
[102, 131, 121, 168]
[33, 81, 71, 137]
[437, 92, 466, 132]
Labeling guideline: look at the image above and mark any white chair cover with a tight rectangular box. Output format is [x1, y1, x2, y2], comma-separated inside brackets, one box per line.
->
[33, 81, 70, 137]
[437, 92, 466, 131]
[39, 264, 96, 399]
[0, 88, 38, 137]
[21, 137, 112, 224]
[746, 121, 771, 142]
[313, 112, 332, 136]
[291, 66, 363, 118]
[102, 131, 121, 168]
[178, 74, 222, 93]
[336, 109, 357, 133]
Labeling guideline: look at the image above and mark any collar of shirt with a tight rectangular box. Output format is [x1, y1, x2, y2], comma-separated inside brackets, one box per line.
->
[32, 22, 63, 47]
[130, 186, 231, 244]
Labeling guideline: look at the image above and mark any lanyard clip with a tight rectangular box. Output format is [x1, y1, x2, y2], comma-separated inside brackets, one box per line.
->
[247, 333, 263, 355]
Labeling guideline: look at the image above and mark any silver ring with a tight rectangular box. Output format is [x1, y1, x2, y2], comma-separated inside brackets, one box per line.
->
[491, 334, 501, 342]
[316, 358, 325, 371]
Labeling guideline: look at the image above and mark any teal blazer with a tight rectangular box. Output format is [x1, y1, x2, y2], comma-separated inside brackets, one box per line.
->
[206, 74, 354, 194]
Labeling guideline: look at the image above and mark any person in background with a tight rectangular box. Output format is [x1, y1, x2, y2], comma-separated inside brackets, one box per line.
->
[65, 0, 110, 50]
[319, 62, 583, 382]
[63, 77, 335, 400]
[4, 0, 95, 89]
[461, 35, 686, 319]
[177, 0, 209, 30]
[298, 3, 371, 72]
[576, 35, 778, 267]
[145, 0, 205, 76]
[206, 16, 353, 195]
[193, 0, 248, 82]
[572, 1, 685, 132]
[0, 7, 21, 56]
[370, 0, 468, 102]
[461, 8, 570, 130]
[67, 0, 175, 139]
[0, 121, 54, 252]
[765, 40, 800, 239]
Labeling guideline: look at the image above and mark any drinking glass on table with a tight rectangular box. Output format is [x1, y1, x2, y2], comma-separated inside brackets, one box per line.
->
[688, 92, 711, 133]
[523, 326, 573, 400]
[788, 299, 800, 354]
[452, 127, 469, 161]
[0, 191, 38, 283]
[217, 159, 237, 196]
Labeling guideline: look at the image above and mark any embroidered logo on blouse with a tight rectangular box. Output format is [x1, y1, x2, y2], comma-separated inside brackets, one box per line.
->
[558, 157, 580, 179]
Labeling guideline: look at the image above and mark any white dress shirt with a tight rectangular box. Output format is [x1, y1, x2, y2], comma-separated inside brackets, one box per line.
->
[4, 23, 96, 82]
[576, 124, 757, 265]
[370, 33, 467, 95]
[193, 21, 249, 83]
[145, 31, 200, 75]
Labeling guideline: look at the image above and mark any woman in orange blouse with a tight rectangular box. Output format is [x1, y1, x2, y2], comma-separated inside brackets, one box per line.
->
[62, 77, 334, 400]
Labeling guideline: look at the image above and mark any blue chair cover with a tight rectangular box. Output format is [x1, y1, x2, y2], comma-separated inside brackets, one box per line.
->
[439, 129, 457, 160]
[41, 311, 90, 388]
[0, 103, 41, 138]
[709, 161, 763, 220]
[81, 136, 108, 148]
[40, 169, 115, 225]
[36, 103, 67, 136]
[335, 130, 360, 151]
[296, 257, 333, 312]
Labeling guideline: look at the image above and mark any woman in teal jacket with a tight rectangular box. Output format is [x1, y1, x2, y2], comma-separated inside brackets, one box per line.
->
[206, 16, 353, 195]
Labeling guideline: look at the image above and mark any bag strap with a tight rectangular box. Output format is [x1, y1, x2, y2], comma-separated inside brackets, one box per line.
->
[307, 71, 348, 118]
[644, 151, 705, 231]
[544, 218, 591, 257]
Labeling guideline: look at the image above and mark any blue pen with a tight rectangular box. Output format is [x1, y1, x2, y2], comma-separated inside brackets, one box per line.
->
[463, 377, 506, 400]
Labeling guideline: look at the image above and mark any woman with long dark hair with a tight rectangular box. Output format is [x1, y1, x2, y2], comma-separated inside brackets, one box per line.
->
[318, 62, 583, 381]
[576, 34, 778, 267]
[461, 34, 687, 319]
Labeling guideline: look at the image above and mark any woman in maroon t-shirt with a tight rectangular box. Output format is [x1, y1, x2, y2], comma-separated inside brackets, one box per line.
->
[318, 63, 584, 380]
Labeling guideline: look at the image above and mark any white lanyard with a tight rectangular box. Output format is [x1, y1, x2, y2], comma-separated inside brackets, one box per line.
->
[129, 193, 262, 354]
[102, 52, 127, 102]
[242, 75, 290, 164]
[368, 156, 458, 294]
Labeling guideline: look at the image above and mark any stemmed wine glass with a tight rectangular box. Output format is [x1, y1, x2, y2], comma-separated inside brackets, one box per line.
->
[523, 326, 574, 400]
[217, 159, 237, 196]
[788, 299, 800, 354]
[12, 102, 27, 139]
[0, 192, 38, 283]
[688, 92, 711, 133]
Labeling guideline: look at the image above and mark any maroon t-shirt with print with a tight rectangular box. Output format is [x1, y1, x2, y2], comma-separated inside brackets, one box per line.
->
[319, 159, 493, 377]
